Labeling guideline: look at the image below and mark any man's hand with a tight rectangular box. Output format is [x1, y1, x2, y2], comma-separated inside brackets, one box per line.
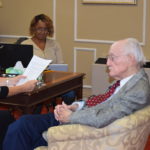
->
[54, 103, 73, 123]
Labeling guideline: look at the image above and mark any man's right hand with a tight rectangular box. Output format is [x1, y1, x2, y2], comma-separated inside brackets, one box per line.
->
[55, 102, 78, 112]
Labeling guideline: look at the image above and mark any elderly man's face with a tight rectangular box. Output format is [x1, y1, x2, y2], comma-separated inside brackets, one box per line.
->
[106, 40, 132, 80]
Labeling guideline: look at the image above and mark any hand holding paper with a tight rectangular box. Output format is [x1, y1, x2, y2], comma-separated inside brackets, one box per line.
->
[17, 55, 52, 85]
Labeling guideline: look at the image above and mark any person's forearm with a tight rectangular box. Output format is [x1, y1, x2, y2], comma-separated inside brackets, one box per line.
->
[0, 77, 9, 86]
[8, 86, 24, 97]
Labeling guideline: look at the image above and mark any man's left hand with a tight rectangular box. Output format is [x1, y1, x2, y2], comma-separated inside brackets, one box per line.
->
[54, 103, 73, 123]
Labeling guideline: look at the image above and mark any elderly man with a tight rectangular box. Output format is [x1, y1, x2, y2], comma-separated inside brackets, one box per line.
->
[3, 38, 150, 150]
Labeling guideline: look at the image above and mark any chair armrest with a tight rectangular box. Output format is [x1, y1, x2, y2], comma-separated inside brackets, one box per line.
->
[34, 146, 48, 150]
[47, 106, 150, 143]
[47, 124, 106, 142]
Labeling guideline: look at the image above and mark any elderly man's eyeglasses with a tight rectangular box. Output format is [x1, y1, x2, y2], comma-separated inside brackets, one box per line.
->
[106, 55, 120, 62]
[35, 28, 49, 33]
[107, 54, 127, 62]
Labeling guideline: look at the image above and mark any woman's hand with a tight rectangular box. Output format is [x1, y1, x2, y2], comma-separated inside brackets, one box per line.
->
[8, 79, 37, 96]
[7, 75, 26, 87]
[21, 80, 37, 92]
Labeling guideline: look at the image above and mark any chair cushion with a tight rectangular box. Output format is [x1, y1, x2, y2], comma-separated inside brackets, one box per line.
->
[34, 146, 48, 150]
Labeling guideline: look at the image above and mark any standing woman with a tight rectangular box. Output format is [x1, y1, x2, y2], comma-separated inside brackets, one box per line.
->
[22, 14, 64, 64]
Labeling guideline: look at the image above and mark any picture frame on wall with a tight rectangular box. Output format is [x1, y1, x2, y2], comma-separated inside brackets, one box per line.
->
[82, 0, 136, 4]
[0, 0, 2, 7]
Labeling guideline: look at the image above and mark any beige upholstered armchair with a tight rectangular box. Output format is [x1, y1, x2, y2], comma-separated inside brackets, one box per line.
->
[35, 105, 150, 150]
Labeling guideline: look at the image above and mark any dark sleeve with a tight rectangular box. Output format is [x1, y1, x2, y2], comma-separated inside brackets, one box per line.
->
[0, 86, 9, 99]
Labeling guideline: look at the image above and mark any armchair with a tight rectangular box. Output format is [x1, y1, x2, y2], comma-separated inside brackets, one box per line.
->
[35, 105, 150, 150]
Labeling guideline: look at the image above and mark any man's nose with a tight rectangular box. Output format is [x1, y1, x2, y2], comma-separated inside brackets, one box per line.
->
[106, 58, 110, 66]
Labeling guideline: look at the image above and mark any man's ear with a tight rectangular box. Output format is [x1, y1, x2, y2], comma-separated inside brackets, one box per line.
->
[128, 54, 136, 65]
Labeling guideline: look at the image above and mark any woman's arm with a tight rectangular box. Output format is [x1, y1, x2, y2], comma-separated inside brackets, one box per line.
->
[8, 80, 37, 97]
[0, 75, 37, 98]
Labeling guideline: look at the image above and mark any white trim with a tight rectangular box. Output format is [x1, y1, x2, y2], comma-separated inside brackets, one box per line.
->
[83, 0, 136, 4]
[74, 0, 147, 45]
[73, 47, 97, 88]
[75, 38, 116, 44]
[83, 85, 92, 88]
[0, 0, 56, 40]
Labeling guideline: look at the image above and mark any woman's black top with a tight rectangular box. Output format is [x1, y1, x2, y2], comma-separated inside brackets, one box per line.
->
[0, 86, 9, 99]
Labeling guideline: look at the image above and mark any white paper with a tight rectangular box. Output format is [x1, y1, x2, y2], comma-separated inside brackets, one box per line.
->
[17, 55, 52, 85]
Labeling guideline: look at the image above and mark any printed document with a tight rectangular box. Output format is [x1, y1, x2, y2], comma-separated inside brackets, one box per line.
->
[17, 55, 52, 85]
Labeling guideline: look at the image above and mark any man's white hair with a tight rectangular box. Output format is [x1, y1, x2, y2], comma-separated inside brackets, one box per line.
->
[123, 38, 146, 67]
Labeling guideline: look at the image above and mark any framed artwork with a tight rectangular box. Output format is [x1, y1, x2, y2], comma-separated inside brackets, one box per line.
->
[0, 0, 2, 7]
[82, 0, 136, 4]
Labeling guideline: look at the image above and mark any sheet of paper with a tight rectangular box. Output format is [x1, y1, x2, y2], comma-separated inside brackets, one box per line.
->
[17, 55, 52, 85]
